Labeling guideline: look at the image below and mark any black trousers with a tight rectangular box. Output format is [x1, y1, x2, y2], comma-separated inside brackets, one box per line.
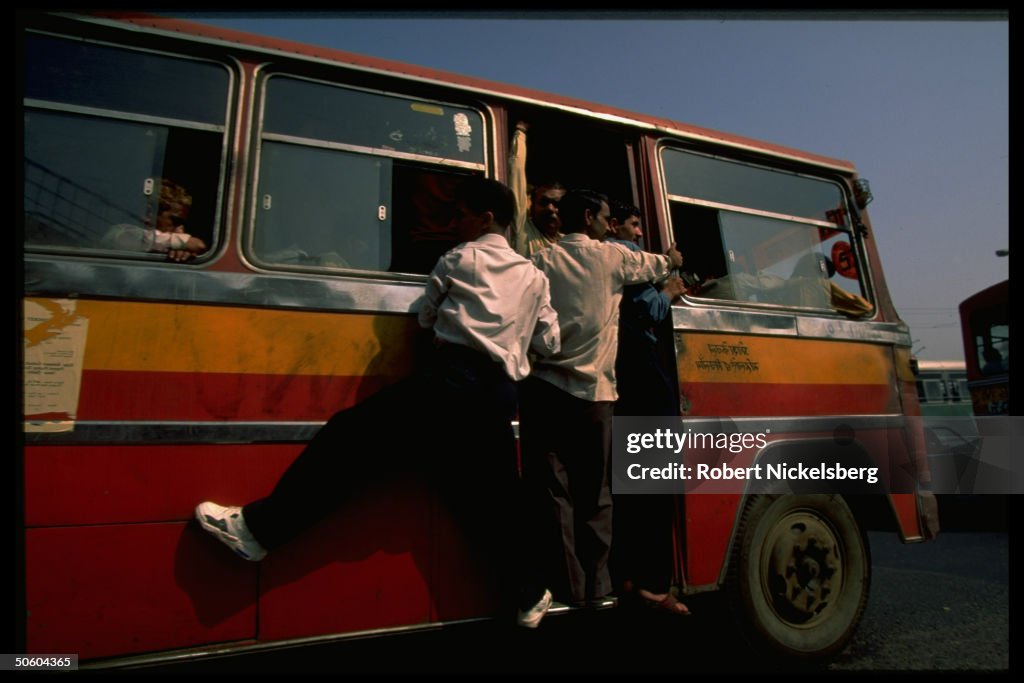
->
[613, 334, 677, 419]
[243, 343, 539, 609]
[611, 335, 677, 595]
[518, 376, 614, 604]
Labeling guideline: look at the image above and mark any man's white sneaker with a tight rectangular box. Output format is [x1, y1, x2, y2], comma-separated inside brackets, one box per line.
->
[516, 589, 552, 629]
[195, 502, 268, 562]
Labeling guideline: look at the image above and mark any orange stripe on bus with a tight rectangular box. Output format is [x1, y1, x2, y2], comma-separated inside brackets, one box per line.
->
[49, 299, 420, 376]
[676, 333, 893, 385]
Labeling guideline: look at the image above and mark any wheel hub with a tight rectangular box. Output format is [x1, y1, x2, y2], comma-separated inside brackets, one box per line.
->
[764, 511, 843, 623]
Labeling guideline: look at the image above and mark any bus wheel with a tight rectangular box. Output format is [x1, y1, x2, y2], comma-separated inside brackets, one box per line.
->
[725, 494, 870, 662]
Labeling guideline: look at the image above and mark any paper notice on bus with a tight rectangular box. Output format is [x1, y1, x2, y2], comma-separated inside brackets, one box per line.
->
[23, 298, 89, 432]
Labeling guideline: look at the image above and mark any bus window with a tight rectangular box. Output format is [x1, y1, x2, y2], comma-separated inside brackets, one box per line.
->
[950, 378, 966, 401]
[949, 378, 963, 401]
[976, 323, 1009, 376]
[22, 33, 228, 260]
[389, 164, 474, 274]
[253, 142, 393, 270]
[915, 361, 973, 416]
[923, 378, 946, 402]
[249, 74, 485, 275]
[663, 148, 871, 315]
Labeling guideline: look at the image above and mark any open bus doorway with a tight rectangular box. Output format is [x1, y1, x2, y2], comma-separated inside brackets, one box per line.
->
[505, 107, 638, 230]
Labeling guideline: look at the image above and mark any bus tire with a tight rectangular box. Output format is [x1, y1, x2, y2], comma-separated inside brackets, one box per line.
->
[725, 494, 870, 662]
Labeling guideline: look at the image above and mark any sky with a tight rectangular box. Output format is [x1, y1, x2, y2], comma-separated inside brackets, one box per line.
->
[173, 11, 1008, 362]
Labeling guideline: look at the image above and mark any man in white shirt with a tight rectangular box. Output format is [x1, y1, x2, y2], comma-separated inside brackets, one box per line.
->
[419, 179, 559, 382]
[195, 176, 561, 627]
[520, 188, 683, 607]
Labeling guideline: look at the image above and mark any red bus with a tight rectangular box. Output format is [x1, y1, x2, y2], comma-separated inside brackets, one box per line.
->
[20, 11, 938, 668]
[959, 280, 1009, 416]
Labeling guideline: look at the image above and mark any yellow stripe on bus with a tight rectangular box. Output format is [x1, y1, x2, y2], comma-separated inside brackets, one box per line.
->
[60, 299, 419, 376]
[676, 332, 893, 385]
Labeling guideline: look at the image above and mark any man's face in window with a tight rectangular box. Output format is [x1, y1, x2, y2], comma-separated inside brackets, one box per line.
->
[530, 186, 565, 236]
[611, 214, 642, 242]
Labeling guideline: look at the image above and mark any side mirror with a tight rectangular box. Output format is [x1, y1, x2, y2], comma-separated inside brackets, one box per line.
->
[853, 178, 873, 209]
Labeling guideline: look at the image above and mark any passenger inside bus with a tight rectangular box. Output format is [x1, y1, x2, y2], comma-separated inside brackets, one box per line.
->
[982, 347, 1006, 375]
[508, 121, 566, 258]
[667, 200, 872, 317]
[802, 253, 872, 316]
[607, 199, 643, 245]
[781, 252, 873, 315]
[99, 179, 208, 262]
[387, 167, 465, 274]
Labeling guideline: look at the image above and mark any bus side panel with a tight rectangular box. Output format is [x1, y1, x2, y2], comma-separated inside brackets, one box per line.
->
[24, 444, 297, 526]
[256, 478, 501, 641]
[25, 523, 257, 659]
[58, 299, 419, 423]
[428, 498, 504, 622]
[675, 333, 900, 417]
[23, 443, 288, 658]
[969, 380, 1010, 417]
[23, 297, 502, 657]
[257, 475, 436, 640]
[682, 494, 741, 586]
[26, 445, 484, 653]
[675, 332, 903, 586]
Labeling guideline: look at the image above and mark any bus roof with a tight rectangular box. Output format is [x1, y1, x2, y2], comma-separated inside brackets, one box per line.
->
[82, 11, 858, 174]
[958, 279, 1008, 313]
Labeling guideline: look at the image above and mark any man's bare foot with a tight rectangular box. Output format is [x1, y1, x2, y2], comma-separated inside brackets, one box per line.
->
[636, 588, 691, 615]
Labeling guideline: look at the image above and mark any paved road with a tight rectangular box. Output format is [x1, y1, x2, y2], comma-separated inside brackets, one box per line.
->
[829, 529, 1008, 671]
[130, 516, 1009, 674]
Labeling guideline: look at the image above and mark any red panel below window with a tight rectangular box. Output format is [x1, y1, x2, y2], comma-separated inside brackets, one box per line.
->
[25, 523, 257, 660]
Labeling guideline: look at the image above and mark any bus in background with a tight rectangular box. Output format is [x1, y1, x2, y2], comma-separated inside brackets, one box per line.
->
[915, 360, 972, 417]
[933, 280, 1010, 529]
[21, 11, 938, 668]
[959, 280, 1009, 416]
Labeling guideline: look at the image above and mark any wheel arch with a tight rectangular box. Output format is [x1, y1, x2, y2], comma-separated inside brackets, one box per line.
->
[716, 435, 897, 589]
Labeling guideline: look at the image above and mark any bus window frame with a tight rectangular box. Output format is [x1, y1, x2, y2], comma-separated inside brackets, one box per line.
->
[240, 68, 494, 282]
[22, 29, 236, 266]
[655, 142, 875, 316]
